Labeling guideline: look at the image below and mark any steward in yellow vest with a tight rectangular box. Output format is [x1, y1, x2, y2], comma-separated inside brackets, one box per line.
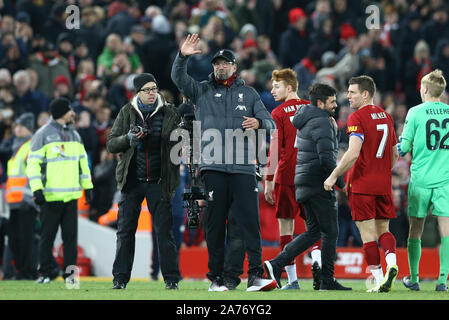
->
[5, 113, 38, 280]
[26, 98, 94, 283]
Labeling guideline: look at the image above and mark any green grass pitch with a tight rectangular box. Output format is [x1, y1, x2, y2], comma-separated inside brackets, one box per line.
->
[0, 277, 448, 300]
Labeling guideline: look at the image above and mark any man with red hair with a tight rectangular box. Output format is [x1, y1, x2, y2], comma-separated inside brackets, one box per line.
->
[265, 68, 322, 290]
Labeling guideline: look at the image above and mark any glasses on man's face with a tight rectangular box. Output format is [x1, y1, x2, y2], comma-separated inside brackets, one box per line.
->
[212, 61, 233, 67]
[140, 87, 158, 93]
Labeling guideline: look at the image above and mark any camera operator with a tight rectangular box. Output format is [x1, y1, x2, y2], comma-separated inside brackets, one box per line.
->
[171, 34, 277, 292]
[106, 73, 181, 290]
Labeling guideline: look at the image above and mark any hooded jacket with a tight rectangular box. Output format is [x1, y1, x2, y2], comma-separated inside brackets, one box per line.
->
[292, 104, 345, 203]
[171, 52, 275, 176]
[106, 94, 180, 201]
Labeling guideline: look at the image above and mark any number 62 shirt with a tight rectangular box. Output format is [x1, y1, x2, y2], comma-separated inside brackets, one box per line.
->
[401, 101, 449, 188]
[346, 104, 397, 195]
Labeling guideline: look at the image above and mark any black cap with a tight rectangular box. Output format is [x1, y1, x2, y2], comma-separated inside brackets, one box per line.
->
[211, 49, 236, 64]
[50, 98, 72, 119]
[133, 73, 157, 92]
[43, 41, 56, 52]
[57, 32, 72, 45]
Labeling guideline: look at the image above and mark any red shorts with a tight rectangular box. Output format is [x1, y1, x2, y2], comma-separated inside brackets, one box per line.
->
[274, 184, 305, 219]
[348, 192, 396, 221]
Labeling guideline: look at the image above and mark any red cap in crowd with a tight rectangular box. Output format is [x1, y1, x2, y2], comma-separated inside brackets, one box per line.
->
[54, 75, 70, 88]
[288, 8, 307, 25]
[339, 23, 357, 40]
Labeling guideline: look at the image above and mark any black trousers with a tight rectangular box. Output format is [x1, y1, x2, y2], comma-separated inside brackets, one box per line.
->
[274, 191, 339, 282]
[223, 214, 246, 281]
[39, 200, 78, 279]
[112, 181, 180, 284]
[202, 171, 263, 280]
[8, 205, 38, 279]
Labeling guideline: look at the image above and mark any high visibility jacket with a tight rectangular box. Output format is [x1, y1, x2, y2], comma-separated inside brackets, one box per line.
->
[6, 139, 34, 207]
[26, 120, 93, 202]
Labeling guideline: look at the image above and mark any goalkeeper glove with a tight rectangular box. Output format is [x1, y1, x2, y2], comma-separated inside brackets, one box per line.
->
[397, 136, 406, 157]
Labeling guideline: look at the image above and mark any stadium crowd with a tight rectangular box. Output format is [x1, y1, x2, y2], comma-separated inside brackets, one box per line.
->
[0, 0, 448, 279]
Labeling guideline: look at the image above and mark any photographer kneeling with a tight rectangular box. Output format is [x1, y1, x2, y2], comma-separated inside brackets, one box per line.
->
[107, 73, 181, 290]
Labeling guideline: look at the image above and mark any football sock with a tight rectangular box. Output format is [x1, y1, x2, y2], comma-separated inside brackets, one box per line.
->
[285, 264, 297, 284]
[437, 236, 449, 285]
[363, 241, 381, 266]
[407, 238, 421, 284]
[311, 248, 322, 267]
[370, 265, 384, 286]
[378, 232, 397, 268]
[363, 241, 382, 284]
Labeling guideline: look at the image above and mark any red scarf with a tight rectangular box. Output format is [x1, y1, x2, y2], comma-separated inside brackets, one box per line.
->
[36, 52, 60, 66]
[215, 73, 237, 87]
[301, 57, 317, 74]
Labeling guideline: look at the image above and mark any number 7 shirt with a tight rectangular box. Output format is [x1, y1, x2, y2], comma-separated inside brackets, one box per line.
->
[346, 104, 397, 195]
[401, 101, 449, 188]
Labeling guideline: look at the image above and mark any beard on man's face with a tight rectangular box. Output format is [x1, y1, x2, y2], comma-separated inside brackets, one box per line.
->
[215, 69, 232, 80]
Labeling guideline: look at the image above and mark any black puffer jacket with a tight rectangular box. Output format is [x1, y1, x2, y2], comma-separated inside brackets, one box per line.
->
[292, 104, 345, 203]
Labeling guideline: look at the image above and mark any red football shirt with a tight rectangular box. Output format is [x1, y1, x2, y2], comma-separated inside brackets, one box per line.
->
[266, 98, 309, 186]
[346, 104, 397, 195]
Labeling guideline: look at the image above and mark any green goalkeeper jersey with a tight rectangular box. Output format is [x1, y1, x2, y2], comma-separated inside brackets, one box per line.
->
[401, 101, 449, 188]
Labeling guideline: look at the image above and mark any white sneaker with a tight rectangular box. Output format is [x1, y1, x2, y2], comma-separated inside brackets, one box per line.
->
[208, 281, 228, 292]
[36, 276, 50, 284]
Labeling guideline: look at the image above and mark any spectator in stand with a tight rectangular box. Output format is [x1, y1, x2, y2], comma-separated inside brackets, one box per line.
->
[0, 82, 18, 119]
[0, 68, 11, 87]
[75, 6, 105, 61]
[103, 0, 139, 39]
[73, 40, 91, 73]
[36, 110, 50, 129]
[432, 39, 449, 83]
[0, 35, 28, 74]
[310, 0, 331, 31]
[311, 16, 339, 54]
[231, 0, 259, 31]
[53, 75, 73, 101]
[93, 104, 112, 160]
[129, 25, 146, 62]
[404, 40, 432, 108]
[278, 8, 310, 68]
[293, 45, 322, 98]
[398, 11, 424, 77]
[189, 0, 239, 40]
[57, 33, 76, 78]
[141, 13, 177, 92]
[315, 29, 360, 91]
[331, 0, 357, 30]
[13, 70, 49, 118]
[14, 11, 33, 45]
[30, 41, 72, 99]
[97, 33, 123, 78]
[422, 5, 449, 54]
[42, 2, 70, 45]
